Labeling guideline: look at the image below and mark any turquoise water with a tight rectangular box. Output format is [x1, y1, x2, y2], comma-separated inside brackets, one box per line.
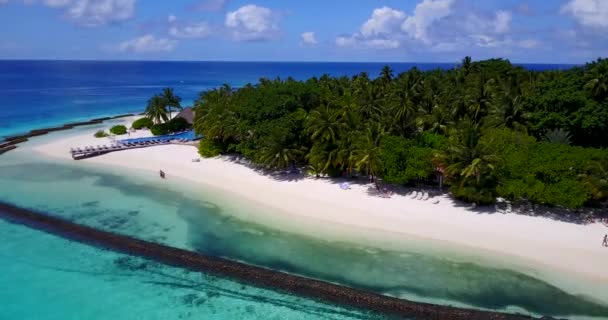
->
[1, 134, 608, 319]
[0, 219, 386, 320]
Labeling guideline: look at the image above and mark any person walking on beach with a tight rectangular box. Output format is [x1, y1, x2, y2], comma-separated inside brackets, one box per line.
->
[603, 234, 608, 247]
[159, 170, 165, 179]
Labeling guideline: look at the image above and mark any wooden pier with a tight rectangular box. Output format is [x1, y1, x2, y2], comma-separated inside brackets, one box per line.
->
[70, 139, 181, 160]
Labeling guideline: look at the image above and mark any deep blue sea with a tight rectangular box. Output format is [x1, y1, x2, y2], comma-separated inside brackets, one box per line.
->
[0, 60, 576, 139]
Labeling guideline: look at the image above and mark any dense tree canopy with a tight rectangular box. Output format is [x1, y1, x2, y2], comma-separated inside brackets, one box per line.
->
[192, 57, 608, 209]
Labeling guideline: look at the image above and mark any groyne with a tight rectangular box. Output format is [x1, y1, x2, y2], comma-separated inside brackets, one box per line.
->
[0, 113, 135, 155]
[0, 202, 540, 320]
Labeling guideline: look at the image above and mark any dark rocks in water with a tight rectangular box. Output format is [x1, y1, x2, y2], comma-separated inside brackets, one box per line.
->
[147, 235, 168, 243]
[181, 293, 206, 307]
[245, 305, 255, 314]
[98, 216, 129, 229]
[128, 210, 139, 216]
[0, 202, 539, 320]
[113, 256, 149, 271]
[0, 145, 17, 155]
[82, 201, 100, 208]
[0, 113, 134, 152]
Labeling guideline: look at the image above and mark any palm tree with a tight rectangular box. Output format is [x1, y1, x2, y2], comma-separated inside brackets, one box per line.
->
[379, 65, 393, 84]
[585, 74, 608, 100]
[161, 88, 182, 119]
[352, 124, 385, 183]
[443, 121, 498, 203]
[461, 56, 473, 76]
[145, 95, 168, 124]
[584, 58, 608, 100]
[388, 73, 419, 136]
[306, 105, 341, 144]
[466, 75, 496, 124]
[544, 128, 572, 145]
[489, 78, 528, 131]
[257, 142, 306, 169]
[579, 158, 608, 202]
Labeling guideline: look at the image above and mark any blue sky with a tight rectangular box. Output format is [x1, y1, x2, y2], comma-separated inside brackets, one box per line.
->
[0, 0, 606, 63]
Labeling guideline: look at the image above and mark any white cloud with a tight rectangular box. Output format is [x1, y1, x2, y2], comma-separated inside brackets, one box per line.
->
[225, 4, 279, 41]
[68, 0, 135, 26]
[194, 0, 228, 12]
[336, 36, 357, 48]
[561, 0, 608, 28]
[361, 7, 406, 37]
[494, 11, 511, 34]
[119, 34, 176, 53]
[1, 0, 135, 26]
[365, 39, 400, 49]
[43, 0, 72, 7]
[336, 36, 399, 50]
[335, 6, 406, 50]
[167, 15, 212, 39]
[300, 32, 318, 46]
[336, 0, 521, 53]
[402, 0, 454, 43]
[519, 39, 540, 49]
[169, 22, 212, 39]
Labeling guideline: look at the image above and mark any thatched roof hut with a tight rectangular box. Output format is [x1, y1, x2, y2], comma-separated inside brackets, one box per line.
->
[175, 107, 194, 124]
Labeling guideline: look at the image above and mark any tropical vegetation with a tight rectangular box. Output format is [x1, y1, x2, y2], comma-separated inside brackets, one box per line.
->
[150, 117, 191, 136]
[191, 58, 608, 209]
[145, 88, 183, 124]
[94, 130, 109, 138]
[144, 88, 190, 136]
[131, 117, 153, 130]
[109, 125, 127, 135]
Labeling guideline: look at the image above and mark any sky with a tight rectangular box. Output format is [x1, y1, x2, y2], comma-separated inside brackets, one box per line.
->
[0, 0, 606, 63]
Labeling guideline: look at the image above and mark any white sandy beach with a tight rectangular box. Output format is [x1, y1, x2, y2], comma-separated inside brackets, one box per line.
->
[30, 116, 608, 304]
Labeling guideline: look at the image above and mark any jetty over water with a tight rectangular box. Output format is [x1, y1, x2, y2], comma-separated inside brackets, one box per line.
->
[70, 138, 190, 160]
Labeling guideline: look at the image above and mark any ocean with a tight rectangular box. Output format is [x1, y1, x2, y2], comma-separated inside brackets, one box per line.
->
[0, 60, 576, 139]
[2, 60, 606, 320]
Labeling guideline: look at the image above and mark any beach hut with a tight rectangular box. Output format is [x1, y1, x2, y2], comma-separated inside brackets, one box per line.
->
[175, 107, 194, 125]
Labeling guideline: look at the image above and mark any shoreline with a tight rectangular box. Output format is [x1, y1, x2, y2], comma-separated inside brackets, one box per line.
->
[0, 113, 136, 154]
[5, 114, 608, 316]
[0, 201, 533, 320]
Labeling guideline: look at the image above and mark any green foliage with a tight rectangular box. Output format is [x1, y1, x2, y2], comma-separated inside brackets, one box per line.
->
[94, 130, 109, 138]
[109, 125, 127, 135]
[132, 117, 153, 130]
[493, 139, 608, 208]
[145, 88, 183, 124]
[150, 123, 169, 136]
[380, 136, 434, 184]
[198, 139, 223, 158]
[544, 128, 572, 145]
[150, 117, 191, 136]
[165, 117, 190, 132]
[189, 57, 608, 209]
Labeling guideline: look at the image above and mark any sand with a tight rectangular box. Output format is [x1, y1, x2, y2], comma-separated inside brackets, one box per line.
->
[30, 116, 608, 303]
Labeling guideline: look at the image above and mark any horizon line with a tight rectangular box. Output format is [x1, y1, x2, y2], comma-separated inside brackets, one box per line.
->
[0, 58, 582, 66]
